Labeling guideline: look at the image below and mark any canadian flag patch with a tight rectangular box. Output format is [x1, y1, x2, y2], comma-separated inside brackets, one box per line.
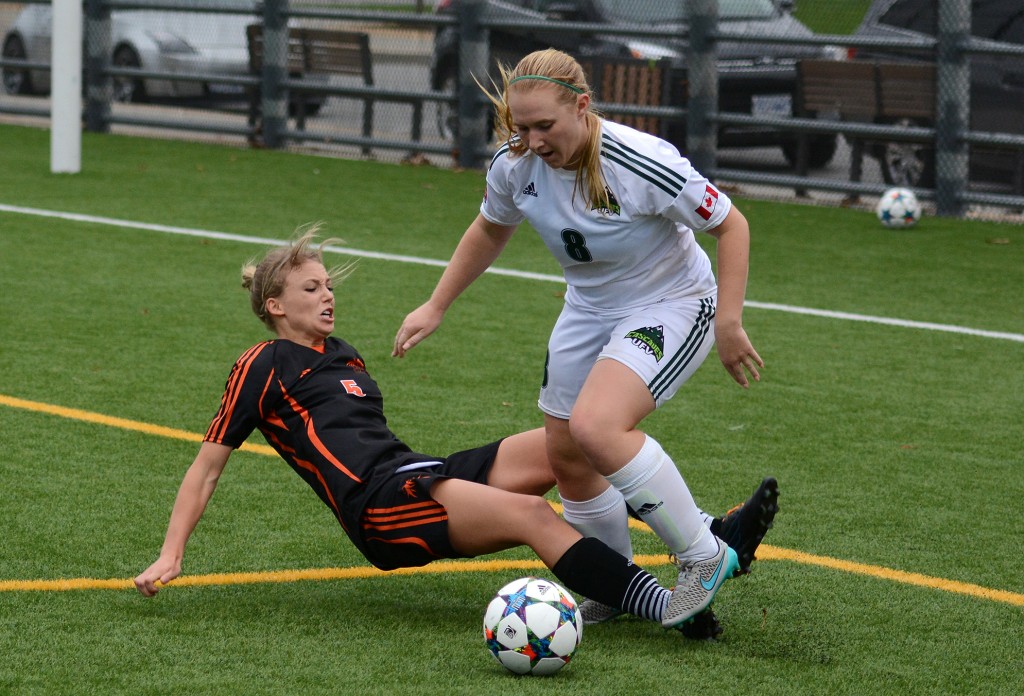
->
[695, 184, 720, 221]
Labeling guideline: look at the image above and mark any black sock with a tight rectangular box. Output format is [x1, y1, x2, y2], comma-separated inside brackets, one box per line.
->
[710, 517, 722, 536]
[551, 537, 667, 622]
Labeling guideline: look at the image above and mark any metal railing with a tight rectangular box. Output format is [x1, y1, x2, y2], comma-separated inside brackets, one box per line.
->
[2, 0, 1022, 215]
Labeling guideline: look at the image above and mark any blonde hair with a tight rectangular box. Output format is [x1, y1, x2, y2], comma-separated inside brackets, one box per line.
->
[482, 48, 610, 213]
[241, 224, 354, 330]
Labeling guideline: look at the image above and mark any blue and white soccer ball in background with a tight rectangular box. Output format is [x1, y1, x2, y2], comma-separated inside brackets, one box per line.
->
[875, 187, 922, 229]
[483, 576, 582, 676]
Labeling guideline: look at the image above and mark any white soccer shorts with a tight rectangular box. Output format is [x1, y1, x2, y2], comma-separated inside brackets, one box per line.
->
[538, 294, 717, 419]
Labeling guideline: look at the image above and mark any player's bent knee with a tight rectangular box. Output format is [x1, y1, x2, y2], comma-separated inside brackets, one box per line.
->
[518, 494, 560, 525]
[567, 412, 616, 456]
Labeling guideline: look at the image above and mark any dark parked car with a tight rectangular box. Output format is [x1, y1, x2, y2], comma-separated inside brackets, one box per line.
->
[430, 0, 840, 168]
[850, 0, 1024, 189]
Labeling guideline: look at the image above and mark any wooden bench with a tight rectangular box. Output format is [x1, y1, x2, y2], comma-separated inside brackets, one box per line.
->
[795, 59, 937, 188]
[246, 25, 373, 145]
[876, 62, 936, 121]
[579, 56, 675, 139]
[795, 60, 880, 184]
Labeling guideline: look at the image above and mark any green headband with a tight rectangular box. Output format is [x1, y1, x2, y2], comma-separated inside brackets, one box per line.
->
[508, 75, 584, 94]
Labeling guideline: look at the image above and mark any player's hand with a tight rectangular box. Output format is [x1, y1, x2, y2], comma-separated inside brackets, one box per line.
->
[392, 303, 445, 357]
[134, 555, 182, 597]
[715, 323, 763, 388]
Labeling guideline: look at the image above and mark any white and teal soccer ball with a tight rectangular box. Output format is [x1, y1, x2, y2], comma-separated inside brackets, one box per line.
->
[876, 187, 922, 228]
[483, 576, 582, 676]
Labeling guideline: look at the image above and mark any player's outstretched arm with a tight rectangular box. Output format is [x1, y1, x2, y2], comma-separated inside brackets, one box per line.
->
[705, 206, 763, 388]
[134, 442, 232, 597]
[393, 215, 517, 357]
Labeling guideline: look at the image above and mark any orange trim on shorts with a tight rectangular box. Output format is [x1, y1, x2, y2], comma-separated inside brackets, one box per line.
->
[362, 513, 449, 532]
[364, 500, 442, 517]
[362, 501, 447, 531]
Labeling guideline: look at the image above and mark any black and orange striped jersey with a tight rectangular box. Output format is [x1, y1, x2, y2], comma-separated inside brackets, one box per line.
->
[204, 336, 443, 559]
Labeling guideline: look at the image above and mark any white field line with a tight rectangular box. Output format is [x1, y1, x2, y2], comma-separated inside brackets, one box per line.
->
[3, 202, 1023, 343]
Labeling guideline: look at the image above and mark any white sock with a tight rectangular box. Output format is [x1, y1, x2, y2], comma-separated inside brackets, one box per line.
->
[559, 485, 634, 560]
[605, 435, 718, 560]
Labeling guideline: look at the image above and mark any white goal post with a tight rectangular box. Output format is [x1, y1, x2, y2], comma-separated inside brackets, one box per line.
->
[51, 0, 82, 173]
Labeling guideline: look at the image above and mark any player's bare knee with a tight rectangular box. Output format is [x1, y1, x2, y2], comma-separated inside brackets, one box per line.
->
[566, 411, 615, 458]
[546, 447, 587, 481]
[519, 494, 559, 525]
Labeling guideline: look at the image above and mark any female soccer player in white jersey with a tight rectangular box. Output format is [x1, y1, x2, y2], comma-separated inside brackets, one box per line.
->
[394, 48, 768, 627]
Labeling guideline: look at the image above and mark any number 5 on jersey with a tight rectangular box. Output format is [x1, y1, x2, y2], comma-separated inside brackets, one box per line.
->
[340, 379, 366, 397]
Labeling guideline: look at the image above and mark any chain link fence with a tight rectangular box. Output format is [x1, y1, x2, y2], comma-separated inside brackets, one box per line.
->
[2, 0, 1022, 219]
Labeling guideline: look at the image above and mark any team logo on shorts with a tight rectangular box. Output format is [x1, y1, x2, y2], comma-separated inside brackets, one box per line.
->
[625, 325, 665, 361]
[402, 475, 430, 499]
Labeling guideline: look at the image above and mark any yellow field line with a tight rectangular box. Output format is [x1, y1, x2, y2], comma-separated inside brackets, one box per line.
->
[0, 560, 550, 593]
[3, 550, 1023, 606]
[0, 393, 276, 456]
[754, 546, 1024, 606]
[2, 393, 1022, 607]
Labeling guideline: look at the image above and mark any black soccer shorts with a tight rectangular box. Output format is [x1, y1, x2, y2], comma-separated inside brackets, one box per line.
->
[358, 439, 502, 570]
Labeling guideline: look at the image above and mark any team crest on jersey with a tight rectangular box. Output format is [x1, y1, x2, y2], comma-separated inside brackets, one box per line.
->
[522, 181, 538, 197]
[592, 186, 621, 216]
[625, 325, 665, 361]
[347, 358, 366, 372]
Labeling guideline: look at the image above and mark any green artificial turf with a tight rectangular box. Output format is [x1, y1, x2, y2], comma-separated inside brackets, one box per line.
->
[0, 124, 1022, 695]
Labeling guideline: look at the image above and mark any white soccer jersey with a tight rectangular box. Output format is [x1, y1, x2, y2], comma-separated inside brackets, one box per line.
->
[481, 119, 729, 310]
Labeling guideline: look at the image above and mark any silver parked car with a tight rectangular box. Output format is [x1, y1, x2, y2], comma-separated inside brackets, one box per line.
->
[2, 5, 253, 102]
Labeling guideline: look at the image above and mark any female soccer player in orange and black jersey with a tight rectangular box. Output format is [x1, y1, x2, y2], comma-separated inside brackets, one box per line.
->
[134, 228, 721, 637]
[203, 333, 511, 570]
